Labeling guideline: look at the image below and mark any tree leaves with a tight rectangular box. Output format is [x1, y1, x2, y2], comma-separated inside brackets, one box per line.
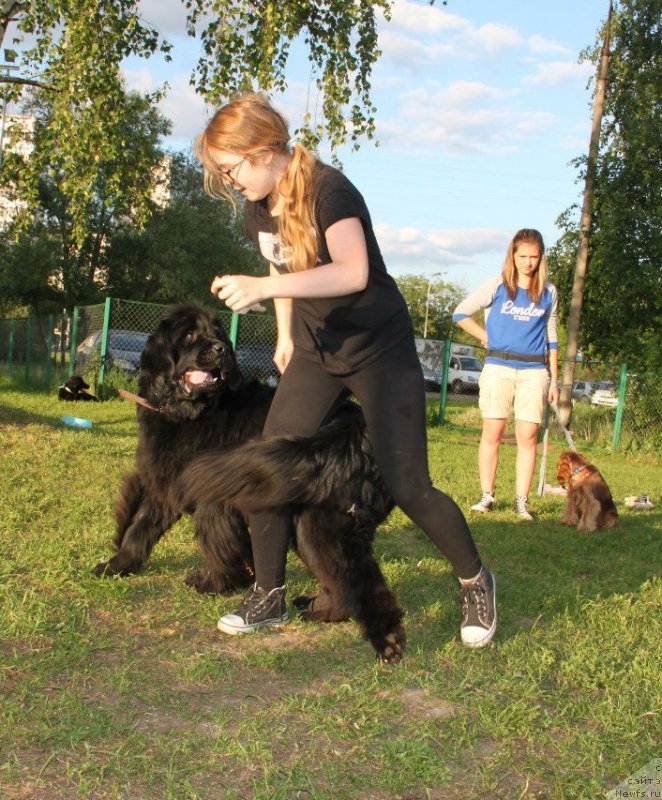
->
[549, 0, 662, 372]
[187, 0, 390, 150]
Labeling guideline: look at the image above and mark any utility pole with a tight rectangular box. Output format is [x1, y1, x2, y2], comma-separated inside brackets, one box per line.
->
[423, 272, 441, 339]
[558, 0, 613, 428]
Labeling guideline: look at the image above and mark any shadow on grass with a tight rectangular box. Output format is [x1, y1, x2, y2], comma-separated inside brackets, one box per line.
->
[0, 402, 131, 434]
[372, 508, 660, 648]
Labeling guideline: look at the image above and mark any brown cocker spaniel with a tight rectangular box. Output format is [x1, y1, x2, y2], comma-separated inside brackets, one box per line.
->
[556, 451, 618, 532]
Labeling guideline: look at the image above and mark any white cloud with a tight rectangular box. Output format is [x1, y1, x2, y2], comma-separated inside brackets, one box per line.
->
[377, 29, 449, 71]
[528, 34, 572, 55]
[138, 0, 190, 38]
[122, 67, 156, 95]
[158, 75, 208, 141]
[375, 224, 510, 270]
[378, 7, 522, 70]
[375, 84, 523, 155]
[511, 112, 557, 137]
[388, 0, 467, 34]
[121, 66, 208, 143]
[465, 22, 522, 55]
[523, 60, 594, 87]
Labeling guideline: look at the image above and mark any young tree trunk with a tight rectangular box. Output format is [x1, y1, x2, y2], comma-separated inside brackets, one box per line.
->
[559, 1, 613, 429]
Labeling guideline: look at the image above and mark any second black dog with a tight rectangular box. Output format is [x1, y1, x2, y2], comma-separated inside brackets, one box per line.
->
[58, 375, 98, 402]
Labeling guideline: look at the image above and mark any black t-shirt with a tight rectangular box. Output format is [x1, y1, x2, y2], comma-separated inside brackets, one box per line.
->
[244, 163, 413, 374]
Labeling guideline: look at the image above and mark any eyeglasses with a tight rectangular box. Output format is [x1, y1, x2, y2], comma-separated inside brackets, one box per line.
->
[218, 156, 246, 183]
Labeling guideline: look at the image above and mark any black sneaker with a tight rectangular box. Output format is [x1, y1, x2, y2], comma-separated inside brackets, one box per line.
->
[217, 583, 288, 635]
[460, 568, 497, 648]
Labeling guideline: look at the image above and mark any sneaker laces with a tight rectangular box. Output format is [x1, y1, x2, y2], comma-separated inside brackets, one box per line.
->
[236, 584, 281, 616]
[461, 575, 488, 623]
[514, 495, 528, 514]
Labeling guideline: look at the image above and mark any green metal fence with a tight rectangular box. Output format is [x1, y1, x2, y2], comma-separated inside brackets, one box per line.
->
[416, 338, 661, 455]
[0, 298, 277, 400]
[1, 303, 659, 453]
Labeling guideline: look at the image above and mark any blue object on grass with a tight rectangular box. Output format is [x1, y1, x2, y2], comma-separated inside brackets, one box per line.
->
[62, 415, 94, 429]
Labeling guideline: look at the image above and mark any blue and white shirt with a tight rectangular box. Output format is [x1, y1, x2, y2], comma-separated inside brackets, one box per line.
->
[452, 276, 558, 369]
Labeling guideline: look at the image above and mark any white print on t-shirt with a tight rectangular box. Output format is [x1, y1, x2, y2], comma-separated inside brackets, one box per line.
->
[500, 299, 545, 323]
[257, 230, 291, 266]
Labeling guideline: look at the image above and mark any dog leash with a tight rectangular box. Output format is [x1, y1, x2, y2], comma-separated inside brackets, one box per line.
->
[550, 402, 577, 451]
[118, 389, 161, 414]
[537, 402, 578, 497]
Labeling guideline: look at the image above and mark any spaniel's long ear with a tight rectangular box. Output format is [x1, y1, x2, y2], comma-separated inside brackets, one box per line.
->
[556, 452, 571, 487]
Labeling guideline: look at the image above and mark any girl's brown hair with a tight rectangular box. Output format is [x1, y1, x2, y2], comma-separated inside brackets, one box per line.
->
[194, 93, 318, 273]
[501, 228, 547, 304]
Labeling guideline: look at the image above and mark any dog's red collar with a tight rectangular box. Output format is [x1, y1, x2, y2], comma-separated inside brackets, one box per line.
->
[119, 389, 162, 414]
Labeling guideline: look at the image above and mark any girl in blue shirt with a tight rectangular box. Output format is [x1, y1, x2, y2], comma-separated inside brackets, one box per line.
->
[453, 229, 559, 520]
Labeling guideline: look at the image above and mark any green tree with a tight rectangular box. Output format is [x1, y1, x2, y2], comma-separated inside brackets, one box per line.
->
[395, 274, 465, 340]
[188, 0, 389, 150]
[549, 0, 662, 372]
[0, 90, 170, 312]
[1, 0, 391, 175]
[104, 153, 259, 305]
[0, 0, 171, 246]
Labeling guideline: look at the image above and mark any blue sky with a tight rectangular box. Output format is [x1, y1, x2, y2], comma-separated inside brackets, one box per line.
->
[124, 0, 611, 293]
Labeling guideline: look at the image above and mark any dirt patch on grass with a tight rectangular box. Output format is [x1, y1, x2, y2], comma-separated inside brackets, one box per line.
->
[395, 687, 461, 719]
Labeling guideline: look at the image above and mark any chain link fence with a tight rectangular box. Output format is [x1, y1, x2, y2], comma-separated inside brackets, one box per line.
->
[0, 306, 658, 452]
[416, 338, 661, 455]
[0, 298, 277, 399]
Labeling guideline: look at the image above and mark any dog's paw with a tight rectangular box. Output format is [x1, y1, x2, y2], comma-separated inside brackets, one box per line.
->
[376, 626, 406, 665]
[91, 557, 134, 577]
[185, 569, 219, 594]
[293, 594, 352, 623]
[91, 560, 111, 577]
[185, 569, 239, 595]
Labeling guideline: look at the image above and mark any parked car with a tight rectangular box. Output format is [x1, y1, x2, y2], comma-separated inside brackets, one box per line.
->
[572, 380, 599, 403]
[423, 369, 442, 392]
[235, 344, 280, 387]
[76, 329, 150, 374]
[423, 355, 484, 393]
[591, 382, 618, 408]
[448, 355, 483, 394]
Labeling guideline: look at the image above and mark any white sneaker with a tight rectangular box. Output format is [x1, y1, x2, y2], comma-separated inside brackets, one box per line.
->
[513, 496, 534, 521]
[471, 492, 495, 512]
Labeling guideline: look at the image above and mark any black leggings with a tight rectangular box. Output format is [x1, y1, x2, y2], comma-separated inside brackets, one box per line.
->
[249, 343, 482, 588]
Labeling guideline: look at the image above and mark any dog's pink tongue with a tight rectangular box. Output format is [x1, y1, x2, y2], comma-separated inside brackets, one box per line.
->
[186, 370, 209, 385]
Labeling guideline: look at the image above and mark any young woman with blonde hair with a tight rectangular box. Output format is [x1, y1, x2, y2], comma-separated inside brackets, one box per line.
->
[453, 229, 560, 520]
[195, 93, 496, 648]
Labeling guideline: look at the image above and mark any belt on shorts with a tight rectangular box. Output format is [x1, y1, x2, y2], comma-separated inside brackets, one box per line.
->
[487, 350, 548, 364]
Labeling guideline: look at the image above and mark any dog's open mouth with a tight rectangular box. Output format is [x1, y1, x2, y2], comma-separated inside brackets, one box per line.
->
[181, 369, 219, 393]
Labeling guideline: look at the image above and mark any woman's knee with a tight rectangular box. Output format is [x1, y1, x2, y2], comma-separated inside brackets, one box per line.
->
[515, 420, 539, 448]
[387, 475, 437, 515]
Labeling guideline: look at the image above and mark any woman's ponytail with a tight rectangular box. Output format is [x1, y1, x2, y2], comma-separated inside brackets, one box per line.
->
[278, 143, 318, 273]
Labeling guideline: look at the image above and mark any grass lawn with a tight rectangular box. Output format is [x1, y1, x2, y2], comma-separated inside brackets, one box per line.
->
[0, 383, 660, 800]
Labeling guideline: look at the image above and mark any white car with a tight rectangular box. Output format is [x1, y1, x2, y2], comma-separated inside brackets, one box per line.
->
[590, 382, 618, 408]
[572, 380, 599, 403]
[447, 355, 483, 394]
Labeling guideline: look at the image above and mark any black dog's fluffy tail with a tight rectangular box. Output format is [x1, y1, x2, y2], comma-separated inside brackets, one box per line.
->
[180, 414, 391, 517]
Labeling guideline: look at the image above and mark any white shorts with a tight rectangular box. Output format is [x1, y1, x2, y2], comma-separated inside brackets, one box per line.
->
[478, 363, 549, 424]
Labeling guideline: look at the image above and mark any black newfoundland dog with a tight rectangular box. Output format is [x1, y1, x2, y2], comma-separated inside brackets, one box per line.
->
[93, 305, 405, 663]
